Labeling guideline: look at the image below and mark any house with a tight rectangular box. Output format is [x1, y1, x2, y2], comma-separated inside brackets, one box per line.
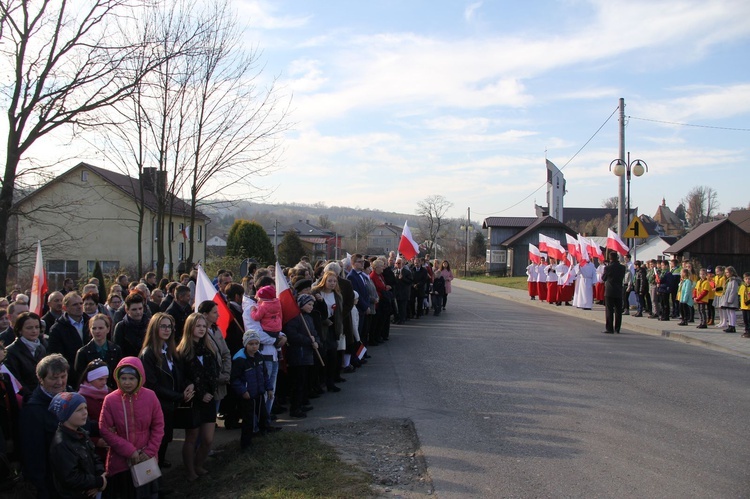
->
[664, 218, 750, 272]
[12, 162, 208, 288]
[633, 236, 679, 262]
[365, 223, 401, 255]
[207, 235, 227, 257]
[652, 198, 686, 236]
[483, 216, 578, 277]
[270, 220, 339, 260]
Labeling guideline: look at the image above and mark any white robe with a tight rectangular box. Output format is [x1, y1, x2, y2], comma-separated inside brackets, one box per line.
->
[576, 261, 595, 309]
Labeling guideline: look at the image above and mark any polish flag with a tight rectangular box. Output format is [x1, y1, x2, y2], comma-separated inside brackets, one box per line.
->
[195, 265, 231, 336]
[528, 243, 542, 264]
[565, 234, 580, 260]
[538, 234, 549, 253]
[398, 221, 420, 260]
[577, 234, 591, 263]
[546, 237, 566, 261]
[180, 225, 190, 240]
[607, 228, 629, 257]
[276, 261, 300, 326]
[29, 241, 47, 316]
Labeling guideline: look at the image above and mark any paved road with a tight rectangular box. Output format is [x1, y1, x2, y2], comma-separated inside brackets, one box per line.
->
[194, 284, 750, 497]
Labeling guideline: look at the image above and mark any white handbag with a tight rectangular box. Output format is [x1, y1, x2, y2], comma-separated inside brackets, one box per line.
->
[122, 398, 162, 487]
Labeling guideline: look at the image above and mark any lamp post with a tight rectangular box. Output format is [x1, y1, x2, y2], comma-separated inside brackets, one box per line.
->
[459, 207, 473, 277]
[609, 152, 648, 251]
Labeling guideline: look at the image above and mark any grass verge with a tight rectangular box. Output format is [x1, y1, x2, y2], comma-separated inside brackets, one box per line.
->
[165, 431, 375, 498]
[463, 275, 528, 290]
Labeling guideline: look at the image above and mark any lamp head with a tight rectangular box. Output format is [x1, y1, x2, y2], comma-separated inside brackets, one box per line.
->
[632, 160, 647, 177]
[611, 160, 626, 177]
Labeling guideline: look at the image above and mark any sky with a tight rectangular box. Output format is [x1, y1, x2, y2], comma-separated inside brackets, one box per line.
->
[230, 0, 750, 222]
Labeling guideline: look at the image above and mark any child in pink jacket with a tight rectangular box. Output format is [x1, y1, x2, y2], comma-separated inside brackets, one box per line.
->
[250, 285, 283, 336]
[99, 356, 164, 498]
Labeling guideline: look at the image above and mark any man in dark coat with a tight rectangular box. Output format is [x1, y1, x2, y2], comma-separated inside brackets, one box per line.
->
[410, 258, 429, 319]
[41, 291, 64, 336]
[112, 293, 149, 358]
[47, 292, 91, 375]
[393, 258, 412, 324]
[165, 285, 192, 343]
[602, 252, 627, 334]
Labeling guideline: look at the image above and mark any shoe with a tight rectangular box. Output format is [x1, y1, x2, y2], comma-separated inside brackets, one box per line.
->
[615, 330, 620, 334]
[742, 333, 750, 338]
[658, 318, 669, 321]
[622, 311, 630, 316]
[363, 353, 371, 359]
[565, 302, 572, 306]
[678, 322, 687, 326]
[264, 425, 283, 432]
[271, 404, 287, 415]
[161, 460, 172, 469]
[697, 324, 707, 329]
[707, 319, 714, 325]
[602, 330, 614, 334]
[327, 385, 341, 393]
[724, 326, 736, 333]
[648, 314, 658, 319]
[334, 377, 347, 383]
[633, 312, 642, 317]
[342, 366, 356, 374]
[308, 392, 321, 399]
[301, 405, 314, 412]
[289, 410, 307, 418]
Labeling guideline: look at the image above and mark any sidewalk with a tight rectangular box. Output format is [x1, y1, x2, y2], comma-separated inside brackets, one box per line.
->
[452, 279, 750, 360]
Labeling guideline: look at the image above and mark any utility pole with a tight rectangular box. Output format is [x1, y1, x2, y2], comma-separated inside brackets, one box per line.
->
[617, 97, 626, 238]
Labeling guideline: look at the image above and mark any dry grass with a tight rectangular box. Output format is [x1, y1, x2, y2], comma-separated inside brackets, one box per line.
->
[463, 275, 528, 290]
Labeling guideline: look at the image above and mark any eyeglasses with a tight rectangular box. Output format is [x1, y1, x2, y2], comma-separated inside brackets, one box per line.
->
[158, 324, 174, 330]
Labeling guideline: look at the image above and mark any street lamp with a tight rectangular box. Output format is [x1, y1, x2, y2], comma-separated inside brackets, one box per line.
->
[609, 152, 648, 250]
[459, 207, 473, 277]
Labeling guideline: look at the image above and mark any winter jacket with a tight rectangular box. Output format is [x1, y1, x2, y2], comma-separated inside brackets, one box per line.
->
[112, 315, 148, 359]
[47, 313, 91, 372]
[99, 357, 165, 476]
[49, 425, 105, 498]
[73, 340, 123, 390]
[740, 283, 750, 311]
[634, 267, 648, 295]
[722, 277, 741, 309]
[283, 313, 320, 367]
[4, 338, 46, 395]
[207, 327, 231, 401]
[693, 278, 711, 304]
[19, 385, 60, 499]
[678, 278, 694, 306]
[251, 298, 283, 334]
[230, 349, 271, 399]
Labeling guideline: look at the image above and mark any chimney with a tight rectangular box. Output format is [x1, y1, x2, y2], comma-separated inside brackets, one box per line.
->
[141, 167, 167, 196]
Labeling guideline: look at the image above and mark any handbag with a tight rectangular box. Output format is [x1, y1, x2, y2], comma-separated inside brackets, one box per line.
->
[173, 401, 199, 430]
[122, 399, 161, 487]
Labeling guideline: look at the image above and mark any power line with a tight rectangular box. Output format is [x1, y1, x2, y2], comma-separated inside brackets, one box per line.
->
[627, 116, 750, 132]
[475, 105, 620, 217]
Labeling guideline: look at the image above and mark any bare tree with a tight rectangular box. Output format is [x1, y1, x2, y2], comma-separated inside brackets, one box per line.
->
[682, 186, 720, 228]
[0, 0, 166, 293]
[602, 196, 619, 209]
[416, 195, 453, 256]
[352, 217, 378, 252]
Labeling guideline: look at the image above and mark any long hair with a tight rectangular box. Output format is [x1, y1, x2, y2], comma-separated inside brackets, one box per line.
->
[142, 312, 177, 365]
[311, 270, 341, 297]
[176, 312, 215, 360]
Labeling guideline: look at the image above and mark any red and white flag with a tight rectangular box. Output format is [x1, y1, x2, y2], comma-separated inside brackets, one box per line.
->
[607, 228, 629, 257]
[195, 265, 231, 336]
[546, 237, 566, 261]
[538, 233, 549, 253]
[29, 241, 47, 316]
[275, 261, 300, 326]
[565, 234, 580, 261]
[398, 221, 420, 260]
[528, 243, 542, 264]
[577, 234, 591, 263]
[180, 225, 190, 240]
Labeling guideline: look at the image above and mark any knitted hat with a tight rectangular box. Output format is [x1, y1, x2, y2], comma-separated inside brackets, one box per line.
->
[48, 392, 86, 423]
[118, 366, 139, 380]
[256, 285, 276, 301]
[297, 293, 314, 309]
[243, 330, 261, 346]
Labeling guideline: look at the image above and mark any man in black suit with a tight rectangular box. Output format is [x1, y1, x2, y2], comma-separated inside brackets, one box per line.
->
[47, 292, 91, 373]
[602, 252, 627, 334]
[165, 285, 191, 342]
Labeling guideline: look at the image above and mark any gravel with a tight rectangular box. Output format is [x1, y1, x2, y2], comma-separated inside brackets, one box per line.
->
[308, 418, 434, 498]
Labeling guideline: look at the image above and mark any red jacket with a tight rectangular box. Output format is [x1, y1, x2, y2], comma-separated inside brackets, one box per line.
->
[99, 357, 164, 476]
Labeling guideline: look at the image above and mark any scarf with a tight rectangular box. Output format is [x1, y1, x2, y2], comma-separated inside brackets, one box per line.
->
[20, 336, 42, 356]
[78, 382, 109, 402]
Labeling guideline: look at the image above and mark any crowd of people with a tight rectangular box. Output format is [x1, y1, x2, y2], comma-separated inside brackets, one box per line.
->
[527, 253, 749, 336]
[0, 251, 454, 498]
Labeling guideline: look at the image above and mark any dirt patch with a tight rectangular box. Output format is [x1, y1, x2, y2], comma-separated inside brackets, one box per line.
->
[308, 418, 434, 498]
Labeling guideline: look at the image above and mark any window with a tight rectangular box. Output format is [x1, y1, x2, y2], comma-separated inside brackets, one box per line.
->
[197, 225, 203, 242]
[169, 222, 174, 241]
[81, 170, 88, 182]
[178, 242, 184, 261]
[87, 261, 120, 275]
[47, 260, 79, 290]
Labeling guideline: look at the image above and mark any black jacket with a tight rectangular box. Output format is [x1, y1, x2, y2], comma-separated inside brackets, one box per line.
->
[4, 339, 46, 394]
[164, 301, 190, 343]
[284, 313, 320, 367]
[73, 340, 123, 389]
[19, 386, 59, 499]
[47, 313, 91, 371]
[602, 261, 627, 298]
[112, 315, 148, 358]
[140, 346, 186, 418]
[394, 266, 413, 300]
[49, 426, 105, 498]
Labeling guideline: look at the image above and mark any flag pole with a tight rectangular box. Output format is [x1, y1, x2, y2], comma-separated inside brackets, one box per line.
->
[301, 318, 324, 366]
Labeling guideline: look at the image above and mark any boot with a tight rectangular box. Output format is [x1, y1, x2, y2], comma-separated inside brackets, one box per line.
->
[723, 326, 736, 333]
[707, 319, 714, 326]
